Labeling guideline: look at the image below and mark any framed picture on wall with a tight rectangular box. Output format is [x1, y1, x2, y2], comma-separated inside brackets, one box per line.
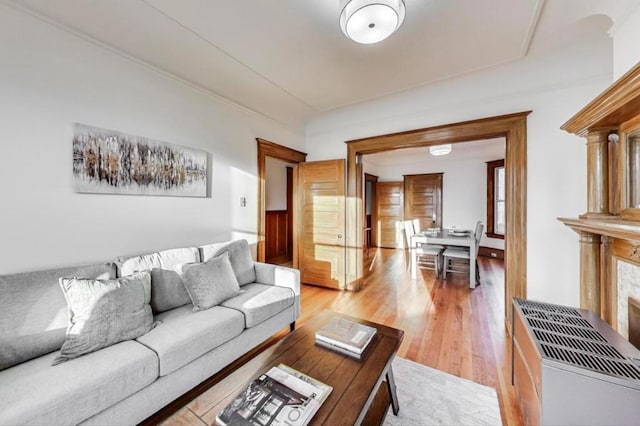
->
[72, 123, 208, 197]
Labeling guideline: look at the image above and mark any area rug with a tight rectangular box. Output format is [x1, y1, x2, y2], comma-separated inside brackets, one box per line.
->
[382, 357, 502, 426]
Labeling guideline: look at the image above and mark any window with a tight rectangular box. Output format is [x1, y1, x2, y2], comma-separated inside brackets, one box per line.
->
[486, 159, 505, 239]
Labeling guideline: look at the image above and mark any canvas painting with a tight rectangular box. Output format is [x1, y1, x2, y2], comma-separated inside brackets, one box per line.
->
[72, 124, 208, 197]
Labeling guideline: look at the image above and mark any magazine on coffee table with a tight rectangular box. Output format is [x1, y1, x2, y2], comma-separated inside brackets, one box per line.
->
[315, 317, 377, 355]
[315, 338, 366, 360]
[216, 365, 332, 426]
[275, 364, 332, 404]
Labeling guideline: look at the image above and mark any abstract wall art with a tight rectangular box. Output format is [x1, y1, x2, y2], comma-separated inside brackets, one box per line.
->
[72, 124, 208, 197]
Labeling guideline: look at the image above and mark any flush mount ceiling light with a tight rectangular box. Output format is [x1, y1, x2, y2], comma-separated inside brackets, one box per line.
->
[339, 0, 406, 44]
[429, 144, 452, 156]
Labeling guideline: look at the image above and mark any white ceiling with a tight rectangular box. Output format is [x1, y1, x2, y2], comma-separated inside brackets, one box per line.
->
[10, 0, 640, 129]
[365, 138, 505, 168]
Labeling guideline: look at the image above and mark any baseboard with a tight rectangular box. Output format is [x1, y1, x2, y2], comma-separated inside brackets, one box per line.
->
[265, 254, 291, 264]
[478, 246, 504, 260]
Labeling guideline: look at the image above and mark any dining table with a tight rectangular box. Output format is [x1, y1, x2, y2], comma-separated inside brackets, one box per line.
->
[410, 228, 477, 288]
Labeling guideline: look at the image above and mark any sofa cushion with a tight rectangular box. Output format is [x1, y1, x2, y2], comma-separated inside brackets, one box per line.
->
[0, 263, 115, 372]
[222, 283, 295, 328]
[136, 305, 244, 376]
[199, 240, 256, 286]
[0, 340, 158, 426]
[181, 251, 240, 311]
[54, 272, 154, 365]
[115, 246, 198, 313]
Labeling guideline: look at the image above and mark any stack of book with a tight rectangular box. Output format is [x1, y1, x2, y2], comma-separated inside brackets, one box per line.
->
[216, 364, 332, 426]
[315, 317, 377, 359]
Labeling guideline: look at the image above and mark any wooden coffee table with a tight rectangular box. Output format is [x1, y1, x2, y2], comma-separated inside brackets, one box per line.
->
[189, 310, 404, 425]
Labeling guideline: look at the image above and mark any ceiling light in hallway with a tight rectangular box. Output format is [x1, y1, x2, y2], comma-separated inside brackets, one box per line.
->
[429, 144, 452, 156]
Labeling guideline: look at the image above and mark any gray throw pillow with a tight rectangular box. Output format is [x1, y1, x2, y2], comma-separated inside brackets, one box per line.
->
[53, 272, 154, 365]
[115, 246, 199, 314]
[182, 252, 240, 311]
[149, 268, 192, 313]
[199, 239, 256, 286]
[0, 262, 115, 372]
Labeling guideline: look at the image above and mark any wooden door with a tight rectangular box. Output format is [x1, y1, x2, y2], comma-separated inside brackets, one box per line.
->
[404, 173, 443, 231]
[376, 182, 404, 248]
[298, 160, 345, 289]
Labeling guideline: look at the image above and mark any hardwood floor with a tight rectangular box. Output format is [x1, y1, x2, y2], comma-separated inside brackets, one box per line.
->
[299, 248, 522, 426]
[161, 248, 522, 425]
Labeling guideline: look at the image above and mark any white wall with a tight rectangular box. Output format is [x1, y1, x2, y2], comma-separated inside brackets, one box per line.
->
[362, 161, 379, 177]
[613, 4, 640, 79]
[367, 155, 505, 250]
[0, 5, 304, 274]
[265, 157, 293, 211]
[305, 38, 613, 307]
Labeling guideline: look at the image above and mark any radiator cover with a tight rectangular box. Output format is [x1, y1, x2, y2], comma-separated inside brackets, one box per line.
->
[512, 298, 640, 425]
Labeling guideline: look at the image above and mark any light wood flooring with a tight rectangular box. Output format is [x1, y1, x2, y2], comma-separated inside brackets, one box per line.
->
[299, 248, 521, 426]
[163, 248, 522, 425]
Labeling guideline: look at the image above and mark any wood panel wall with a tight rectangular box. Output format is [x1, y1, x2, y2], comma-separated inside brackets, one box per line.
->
[265, 210, 289, 263]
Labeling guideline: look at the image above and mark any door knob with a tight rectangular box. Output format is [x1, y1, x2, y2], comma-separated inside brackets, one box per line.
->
[337, 234, 343, 239]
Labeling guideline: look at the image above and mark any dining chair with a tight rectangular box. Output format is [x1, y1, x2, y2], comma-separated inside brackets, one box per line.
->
[410, 218, 444, 250]
[404, 220, 442, 276]
[442, 221, 484, 282]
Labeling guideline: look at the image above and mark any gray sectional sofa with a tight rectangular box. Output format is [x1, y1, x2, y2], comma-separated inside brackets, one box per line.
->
[0, 239, 300, 425]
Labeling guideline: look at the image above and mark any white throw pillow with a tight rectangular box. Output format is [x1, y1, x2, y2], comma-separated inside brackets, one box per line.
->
[53, 272, 154, 365]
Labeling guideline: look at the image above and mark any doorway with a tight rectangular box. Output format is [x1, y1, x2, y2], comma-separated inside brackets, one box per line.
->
[256, 138, 307, 266]
[363, 173, 378, 253]
[264, 160, 294, 265]
[345, 112, 530, 326]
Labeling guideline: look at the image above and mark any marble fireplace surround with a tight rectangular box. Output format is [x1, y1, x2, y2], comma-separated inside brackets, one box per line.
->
[616, 259, 640, 338]
[559, 218, 640, 334]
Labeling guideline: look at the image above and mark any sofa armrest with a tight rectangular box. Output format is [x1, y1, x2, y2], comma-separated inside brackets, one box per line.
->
[253, 262, 300, 320]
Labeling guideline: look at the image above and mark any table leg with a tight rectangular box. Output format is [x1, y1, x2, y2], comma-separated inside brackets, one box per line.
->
[410, 247, 417, 279]
[386, 366, 400, 415]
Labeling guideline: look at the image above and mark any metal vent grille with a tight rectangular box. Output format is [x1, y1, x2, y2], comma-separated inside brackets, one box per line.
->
[515, 299, 581, 317]
[540, 344, 640, 380]
[526, 317, 606, 342]
[521, 308, 592, 327]
[532, 329, 625, 359]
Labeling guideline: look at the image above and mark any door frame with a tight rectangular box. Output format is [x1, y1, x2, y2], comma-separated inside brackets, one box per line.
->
[286, 166, 294, 260]
[364, 173, 378, 248]
[345, 111, 530, 326]
[256, 138, 307, 266]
